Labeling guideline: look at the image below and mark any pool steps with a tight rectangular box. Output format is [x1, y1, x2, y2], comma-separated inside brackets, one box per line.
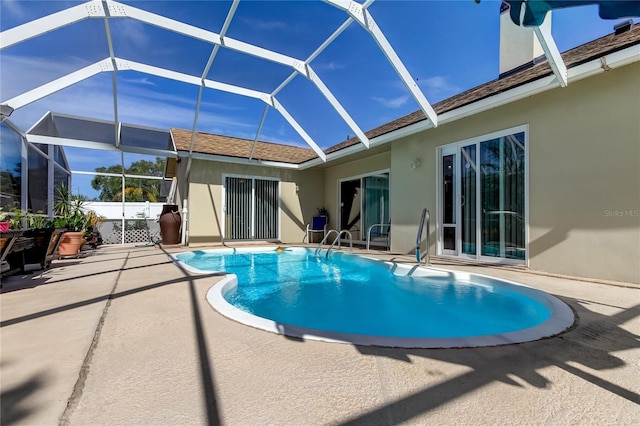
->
[315, 229, 353, 258]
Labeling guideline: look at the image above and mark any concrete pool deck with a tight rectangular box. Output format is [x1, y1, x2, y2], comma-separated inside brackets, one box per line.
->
[1, 244, 639, 425]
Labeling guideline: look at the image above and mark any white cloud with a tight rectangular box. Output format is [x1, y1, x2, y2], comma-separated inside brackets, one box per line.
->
[120, 76, 156, 86]
[416, 76, 461, 102]
[1, 54, 90, 99]
[312, 61, 345, 72]
[371, 94, 411, 109]
[241, 18, 290, 32]
[113, 20, 151, 48]
[2, 0, 26, 20]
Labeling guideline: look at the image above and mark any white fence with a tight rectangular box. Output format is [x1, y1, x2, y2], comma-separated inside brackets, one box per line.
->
[85, 202, 165, 245]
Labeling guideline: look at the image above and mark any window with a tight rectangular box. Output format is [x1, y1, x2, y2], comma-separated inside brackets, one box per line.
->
[28, 145, 48, 212]
[0, 123, 22, 209]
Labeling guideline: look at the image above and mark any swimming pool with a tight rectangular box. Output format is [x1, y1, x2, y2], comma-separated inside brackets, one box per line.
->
[174, 247, 574, 348]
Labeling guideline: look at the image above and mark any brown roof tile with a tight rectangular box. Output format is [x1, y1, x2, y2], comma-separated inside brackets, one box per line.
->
[171, 128, 317, 164]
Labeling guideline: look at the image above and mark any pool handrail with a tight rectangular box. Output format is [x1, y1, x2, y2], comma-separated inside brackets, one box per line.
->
[315, 229, 339, 256]
[416, 208, 430, 266]
[326, 230, 353, 259]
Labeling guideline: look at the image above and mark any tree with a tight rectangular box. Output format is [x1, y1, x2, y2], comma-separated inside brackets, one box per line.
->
[91, 157, 165, 202]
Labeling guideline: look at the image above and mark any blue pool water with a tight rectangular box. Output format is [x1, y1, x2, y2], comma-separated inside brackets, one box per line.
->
[175, 248, 563, 341]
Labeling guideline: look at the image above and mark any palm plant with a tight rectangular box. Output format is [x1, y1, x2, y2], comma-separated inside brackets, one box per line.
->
[53, 183, 89, 232]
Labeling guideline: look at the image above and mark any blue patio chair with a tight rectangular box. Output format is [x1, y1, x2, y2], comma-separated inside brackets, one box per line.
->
[305, 216, 327, 243]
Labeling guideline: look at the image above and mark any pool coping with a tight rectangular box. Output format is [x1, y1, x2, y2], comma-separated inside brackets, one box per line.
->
[171, 247, 576, 349]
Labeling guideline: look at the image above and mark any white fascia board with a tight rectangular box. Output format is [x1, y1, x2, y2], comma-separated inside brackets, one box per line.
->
[324, 0, 438, 127]
[108, 1, 221, 45]
[307, 64, 369, 148]
[566, 45, 640, 82]
[0, 0, 104, 49]
[26, 134, 120, 151]
[3, 59, 113, 110]
[533, 24, 568, 87]
[437, 45, 640, 126]
[271, 98, 327, 162]
[184, 151, 301, 170]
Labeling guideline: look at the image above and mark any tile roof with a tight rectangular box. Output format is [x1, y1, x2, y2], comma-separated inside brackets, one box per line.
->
[173, 26, 640, 163]
[171, 128, 317, 164]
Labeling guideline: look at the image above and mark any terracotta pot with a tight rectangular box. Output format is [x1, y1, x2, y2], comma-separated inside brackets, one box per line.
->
[58, 231, 85, 257]
[159, 204, 181, 245]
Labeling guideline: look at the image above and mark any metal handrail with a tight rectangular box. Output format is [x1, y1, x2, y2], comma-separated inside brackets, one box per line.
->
[366, 223, 390, 250]
[315, 229, 339, 256]
[326, 230, 353, 259]
[416, 208, 430, 266]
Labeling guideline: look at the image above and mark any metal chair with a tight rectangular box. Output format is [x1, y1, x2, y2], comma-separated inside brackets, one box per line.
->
[305, 216, 327, 243]
[366, 222, 391, 250]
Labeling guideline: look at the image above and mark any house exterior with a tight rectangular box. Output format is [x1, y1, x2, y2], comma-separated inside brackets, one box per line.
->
[170, 24, 639, 284]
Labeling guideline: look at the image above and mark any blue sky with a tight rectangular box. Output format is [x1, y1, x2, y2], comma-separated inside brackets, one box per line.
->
[1, 0, 636, 198]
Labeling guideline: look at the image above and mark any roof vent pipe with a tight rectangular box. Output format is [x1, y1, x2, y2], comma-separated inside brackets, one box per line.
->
[614, 19, 634, 35]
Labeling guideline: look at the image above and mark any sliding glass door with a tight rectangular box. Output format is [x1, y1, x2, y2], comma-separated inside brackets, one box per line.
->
[480, 135, 526, 259]
[363, 175, 389, 236]
[438, 130, 526, 263]
[339, 172, 389, 243]
[224, 176, 279, 240]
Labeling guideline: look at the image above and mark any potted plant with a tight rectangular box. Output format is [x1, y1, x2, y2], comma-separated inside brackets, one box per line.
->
[84, 210, 106, 249]
[53, 183, 89, 257]
[0, 208, 11, 232]
[317, 207, 329, 221]
[0, 204, 25, 230]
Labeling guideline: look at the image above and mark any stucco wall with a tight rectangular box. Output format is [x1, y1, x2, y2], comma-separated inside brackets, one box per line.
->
[389, 62, 640, 283]
[187, 159, 324, 245]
